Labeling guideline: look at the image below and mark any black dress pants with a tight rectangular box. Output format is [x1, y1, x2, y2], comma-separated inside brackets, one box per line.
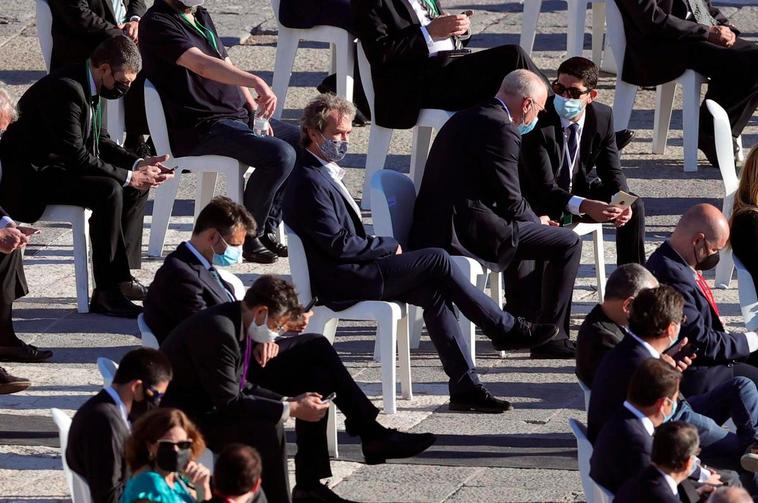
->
[0, 248, 27, 346]
[42, 174, 148, 288]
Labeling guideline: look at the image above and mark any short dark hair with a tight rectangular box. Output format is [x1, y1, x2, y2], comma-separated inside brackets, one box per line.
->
[557, 56, 598, 90]
[604, 264, 658, 301]
[652, 421, 699, 472]
[627, 358, 681, 407]
[243, 275, 302, 319]
[90, 35, 142, 74]
[213, 444, 262, 496]
[629, 286, 684, 340]
[193, 196, 257, 237]
[113, 348, 172, 387]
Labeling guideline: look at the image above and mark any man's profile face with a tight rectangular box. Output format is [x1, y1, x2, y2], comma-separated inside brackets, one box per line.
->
[322, 110, 352, 142]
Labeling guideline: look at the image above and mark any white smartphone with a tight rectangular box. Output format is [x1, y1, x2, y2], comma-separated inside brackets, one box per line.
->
[611, 191, 638, 208]
[322, 392, 337, 403]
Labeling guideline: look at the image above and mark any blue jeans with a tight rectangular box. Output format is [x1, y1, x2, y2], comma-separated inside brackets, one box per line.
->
[190, 118, 299, 244]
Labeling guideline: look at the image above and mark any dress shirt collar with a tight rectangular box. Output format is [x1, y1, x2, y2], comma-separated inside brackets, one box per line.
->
[623, 400, 655, 436]
[560, 109, 586, 132]
[494, 97, 513, 122]
[655, 466, 680, 495]
[103, 386, 131, 429]
[626, 329, 661, 359]
[184, 241, 212, 270]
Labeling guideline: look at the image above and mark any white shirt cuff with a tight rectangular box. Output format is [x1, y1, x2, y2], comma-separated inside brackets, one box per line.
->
[280, 400, 291, 422]
[566, 196, 586, 216]
[0, 216, 15, 229]
[125, 158, 143, 187]
[697, 465, 711, 483]
[419, 26, 436, 55]
[745, 332, 758, 352]
[129, 16, 141, 21]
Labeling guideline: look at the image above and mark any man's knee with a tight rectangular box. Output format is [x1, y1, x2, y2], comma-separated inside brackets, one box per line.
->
[731, 376, 758, 395]
[272, 142, 297, 172]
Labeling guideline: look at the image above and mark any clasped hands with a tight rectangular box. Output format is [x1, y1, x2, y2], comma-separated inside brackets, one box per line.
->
[708, 25, 736, 48]
[129, 155, 175, 190]
[427, 13, 470, 41]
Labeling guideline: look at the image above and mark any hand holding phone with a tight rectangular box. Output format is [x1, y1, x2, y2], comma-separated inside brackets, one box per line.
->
[322, 392, 337, 403]
[16, 226, 40, 237]
[611, 191, 638, 208]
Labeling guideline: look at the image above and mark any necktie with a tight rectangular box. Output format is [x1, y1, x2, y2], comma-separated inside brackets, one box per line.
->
[91, 96, 101, 157]
[687, 0, 718, 26]
[239, 334, 253, 391]
[695, 272, 720, 317]
[208, 267, 236, 302]
[558, 123, 579, 191]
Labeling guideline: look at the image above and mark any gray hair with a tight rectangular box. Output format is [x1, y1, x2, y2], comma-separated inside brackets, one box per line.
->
[604, 263, 658, 301]
[299, 93, 356, 147]
[707, 487, 752, 503]
[0, 86, 18, 126]
[498, 69, 547, 100]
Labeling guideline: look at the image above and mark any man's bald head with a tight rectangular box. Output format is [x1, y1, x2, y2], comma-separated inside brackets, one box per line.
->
[670, 204, 729, 269]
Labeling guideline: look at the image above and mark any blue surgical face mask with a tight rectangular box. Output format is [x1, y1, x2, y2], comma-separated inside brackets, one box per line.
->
[212, 234, 242, 267]
[319, 133, 349, 163]
[663, 397, 678, 423]
[553, 94, 585, 121]
[516, 101, 539, 135]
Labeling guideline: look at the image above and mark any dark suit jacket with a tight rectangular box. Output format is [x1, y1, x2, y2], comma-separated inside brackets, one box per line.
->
[67, 390, 130, 503]
[615, 465, 681, 503]
[143, 242, 234, 344]
[576, 304, 627, 388]
[646, 240, 750, 396]
[520, 98, 628, 220]
[590, 405, 654, 493]
[50, 0, 146, 70]
[278, 0, 351, 30]
[410, 98, 534, 272]
[0, 64, 138, 223]
[283, 152, 399, 311]
[614, 0, 731, 86]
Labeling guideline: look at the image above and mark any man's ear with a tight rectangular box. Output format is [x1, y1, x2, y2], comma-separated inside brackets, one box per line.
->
[622, 296, 634, 317]
[587, 88, 598, 103]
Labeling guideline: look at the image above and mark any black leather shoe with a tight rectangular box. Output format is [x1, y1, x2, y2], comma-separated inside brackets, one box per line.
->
[614, 129, 635, 151]
[491, 318, 558, 351]
[530, 338, 577, 359]
[119, 277, 148, 301]
[292, 483, 359, 503]
[362, 428, 436, 464]
[243, 238, 278, 264]
[90, 287, 142, 319]
[260, 232, 288, 257]
[0, 367, 31, 394]
[0, 342, 53, 363]
[450, 386, 512, 413]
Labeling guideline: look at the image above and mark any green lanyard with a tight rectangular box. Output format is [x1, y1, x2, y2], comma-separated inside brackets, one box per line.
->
[179, 13, 220, 55]
[420, 0, 440, 17]
[85, 60, 102, 156]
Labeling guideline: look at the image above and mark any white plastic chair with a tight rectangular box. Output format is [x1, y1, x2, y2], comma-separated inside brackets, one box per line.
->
[568, 222, 606, 302]
[356, 42, 455, 209]
[51, 408, 94, 503]
[216, 268, 247, 300]
[568, 418, 614, 503]
[144, 79, 252, 257]
[97, 357, 118, 387]
[705, 99, 739, 288]
[577, 379, 591, 411]
[285, 225, 412, 415]
[735, 256, 758, 331]
[605, 0, 704, 173]
[270, 0, 354, 119]
[137, 313, 160, 349]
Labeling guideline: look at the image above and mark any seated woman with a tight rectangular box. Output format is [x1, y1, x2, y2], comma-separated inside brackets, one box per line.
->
[731, 145, 758, 289]
[121, 408, 211, 503]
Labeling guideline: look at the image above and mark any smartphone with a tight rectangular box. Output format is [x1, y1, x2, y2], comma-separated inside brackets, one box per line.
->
[16, 226, 41, 236]
[669, 341, 699, 362]
[611, 191, 638, 208]
[322, 392, 337, 403]
[303, 297, 318, 312]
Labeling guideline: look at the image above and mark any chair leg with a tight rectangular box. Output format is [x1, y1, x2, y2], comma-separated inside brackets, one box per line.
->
[566, 0, 587, 57]
[591, 2, 606, 66]
[612, 80, 638, 131]
[272, 28, 300, 119]
[378, 315, 398, 414]
[148, 170, 181, 257]
[71, 211, 91, 313]
[335, 34, 355, 104]
[489, 271, 504, 308]
[680, 72, 702, 173]
[652, 81, 676, 155]
[410, 126, 434, 191]
[519, 0, 542, 56]
[409, 305, 424, 350]
[327, 402, 339, 458]
[360, 126, 393, 210]
[736, 135, 745, 163]
[195, 172, 218, 221]
[715, 248, 735, 289]
[397, 315, 412, 400]
[226, 164, 245, 204]
[592, 226, 606, 302]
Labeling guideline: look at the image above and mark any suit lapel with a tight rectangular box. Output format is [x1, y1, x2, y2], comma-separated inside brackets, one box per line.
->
[396, 0, 422, 24]
[177, 244, 230, 303]
[311, 164, 365, 234]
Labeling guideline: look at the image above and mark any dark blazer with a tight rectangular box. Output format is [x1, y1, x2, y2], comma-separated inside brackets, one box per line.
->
[590, 405, 653, 493]
[0, 64, 138, 223]
[410, 98, 536, 272]
[161, 302, 286, 424]
[520, 98, 628, 220]
[614, 0, 731, 86]
[576, 304, 627, 388]
[143, 242, 235, 344]
[646, 240, 750, 396]
[67, 390, 130, 503]
[278, 0, 352, 30]
[615, 465, 681, 503]
[283, 152, 399, 311]
[50, 0, 146, 70]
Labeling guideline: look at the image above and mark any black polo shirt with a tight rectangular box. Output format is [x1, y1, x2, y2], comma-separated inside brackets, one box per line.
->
[140, 0, 248, 156]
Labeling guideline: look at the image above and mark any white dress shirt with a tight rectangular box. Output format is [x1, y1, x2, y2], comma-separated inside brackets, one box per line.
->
[103, 386, 131, 429]
[314, 155, 363, 219]
[406, 0, 455, 56]
[560, 112, 587, 216]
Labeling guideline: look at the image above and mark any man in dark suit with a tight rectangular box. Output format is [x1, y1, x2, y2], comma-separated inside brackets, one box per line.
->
[409, 70, 581, 358]
[143, 197, 256, 343]
[161, 276, 437, 503]
[646, 203, 758, 396]
[520, 57, 646, 266]
[67, 348, 172, 503]
[615, 0, 758, 166]
[576, 263, 657, 387]
[0, 36, 174, 318]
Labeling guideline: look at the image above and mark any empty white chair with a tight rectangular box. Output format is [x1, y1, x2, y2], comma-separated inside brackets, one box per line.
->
[735, 256, 758, 331]
[216, 268, 247, 300]
[568, 418, 614, 503]
[356, 42, 455, 209]
[568, 222, 606, 302]
[144, 79, 251, 257]
[605, 0, 704, 173]
[137, 313, 160, 349]
[270, 0, 354, 119]
[51, 408, 93, 503]
[97, 357, 118, 387]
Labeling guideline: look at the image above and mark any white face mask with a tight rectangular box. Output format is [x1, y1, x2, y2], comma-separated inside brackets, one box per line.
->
[247, 312, 280, 344]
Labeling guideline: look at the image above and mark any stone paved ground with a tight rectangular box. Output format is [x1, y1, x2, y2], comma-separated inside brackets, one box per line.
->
[0, 0, 757, 501]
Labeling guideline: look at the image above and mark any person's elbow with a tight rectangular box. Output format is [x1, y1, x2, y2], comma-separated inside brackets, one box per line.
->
[177, 51, 212, 78]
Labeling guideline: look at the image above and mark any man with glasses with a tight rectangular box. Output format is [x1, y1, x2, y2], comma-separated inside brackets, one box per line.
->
[411, 69, 582, 359]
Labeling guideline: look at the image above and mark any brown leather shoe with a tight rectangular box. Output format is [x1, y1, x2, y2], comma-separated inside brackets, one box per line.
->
[0, 367, 31, 394]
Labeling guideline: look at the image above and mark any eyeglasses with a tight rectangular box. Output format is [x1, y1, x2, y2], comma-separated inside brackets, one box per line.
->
[523, 97, 544, 113]
[146, 385, 165, 402]
[157, 439, 193, 450]
[551, 80, 592, 99]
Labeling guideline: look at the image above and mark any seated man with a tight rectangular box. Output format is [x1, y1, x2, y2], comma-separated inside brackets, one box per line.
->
[67, 348, 172, 503]
[284, 93, 557, 414]
[409, 70, 580, 359]
[576, 263, 658, 387]
[140, 0, 299, 264]
[646, 203, 758, 396]
[161, 276, 437, 503]
[143, 196, 256, 343]
[208, 444, 266, 503]
[0, 36, 173, 318]
[520, 56, 646, 266]
[615, 0, 758, 166]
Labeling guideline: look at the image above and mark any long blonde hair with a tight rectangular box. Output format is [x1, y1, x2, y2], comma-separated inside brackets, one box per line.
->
[732, 145, 758, 224]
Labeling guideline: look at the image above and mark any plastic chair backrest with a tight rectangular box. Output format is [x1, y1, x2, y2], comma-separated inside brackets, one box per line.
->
[284, 226, 314, 305]
[568, 418, 614, 503]
[604, 0, 626, 74]
[97, 357, 118, 387]
[355, 42, 377, 119]
[577, 379, 591, 412]
[369, 170, 416, 248]
[51, 408, 94, 503]
[735, 256, 758, 331]
[705, 99, 739, 219]
[35, 0, 53, 72]
[216, 268, 247, 300]
[143, 79, 175, 160]
[137, 313, 160, 349]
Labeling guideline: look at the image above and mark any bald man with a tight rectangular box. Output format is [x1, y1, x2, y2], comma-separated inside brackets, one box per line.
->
[647, 203, 758, 397]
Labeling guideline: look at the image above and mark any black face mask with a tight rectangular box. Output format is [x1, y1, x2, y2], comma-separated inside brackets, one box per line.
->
[694, 241, 720, 271]
[100, 73, 130, 100]
[155, 443, 192, 473]
[127, 386, 161, 422]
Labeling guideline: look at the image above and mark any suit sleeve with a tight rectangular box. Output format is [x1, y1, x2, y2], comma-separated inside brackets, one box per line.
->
[519, 127, 573, 216]
[353, 0, 430, 65]
[593, 110, 628, 193]
[70, 411, 126, 503]
[98, 132, 140, 169]
[55, 0, 122, 39]
[126, 0, 146, 19]
[0, 206, 7, 219]
[615, 0, 711, 41]
[151, 266, 213, 331]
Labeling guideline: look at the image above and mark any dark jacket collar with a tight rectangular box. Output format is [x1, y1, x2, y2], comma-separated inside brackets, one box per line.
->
[174, 242, 231, 302]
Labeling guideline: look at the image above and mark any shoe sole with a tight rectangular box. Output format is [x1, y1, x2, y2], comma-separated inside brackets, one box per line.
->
[449, 402, 513, 413]
[0, 382, 31, 394]
[364, 435, 437, 465]
[89, 306, 141, 319]
[244, 256, 278, 264]
[494, 329, 560, 352]
[742, 454, 758, 473]
[0, 355, 52, 363]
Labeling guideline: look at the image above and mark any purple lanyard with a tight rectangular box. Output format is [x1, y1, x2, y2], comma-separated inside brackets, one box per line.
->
[240, 335, 253, 391]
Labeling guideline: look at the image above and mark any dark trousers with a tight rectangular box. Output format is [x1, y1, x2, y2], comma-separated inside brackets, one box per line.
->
[42, 174, 148, 288]
[0, 248, 27, 346]
[374, 248, 516, 395]
[585, 188, 646, 265]
[504, 222, 581, 340]
[189, 118, 299, 247]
